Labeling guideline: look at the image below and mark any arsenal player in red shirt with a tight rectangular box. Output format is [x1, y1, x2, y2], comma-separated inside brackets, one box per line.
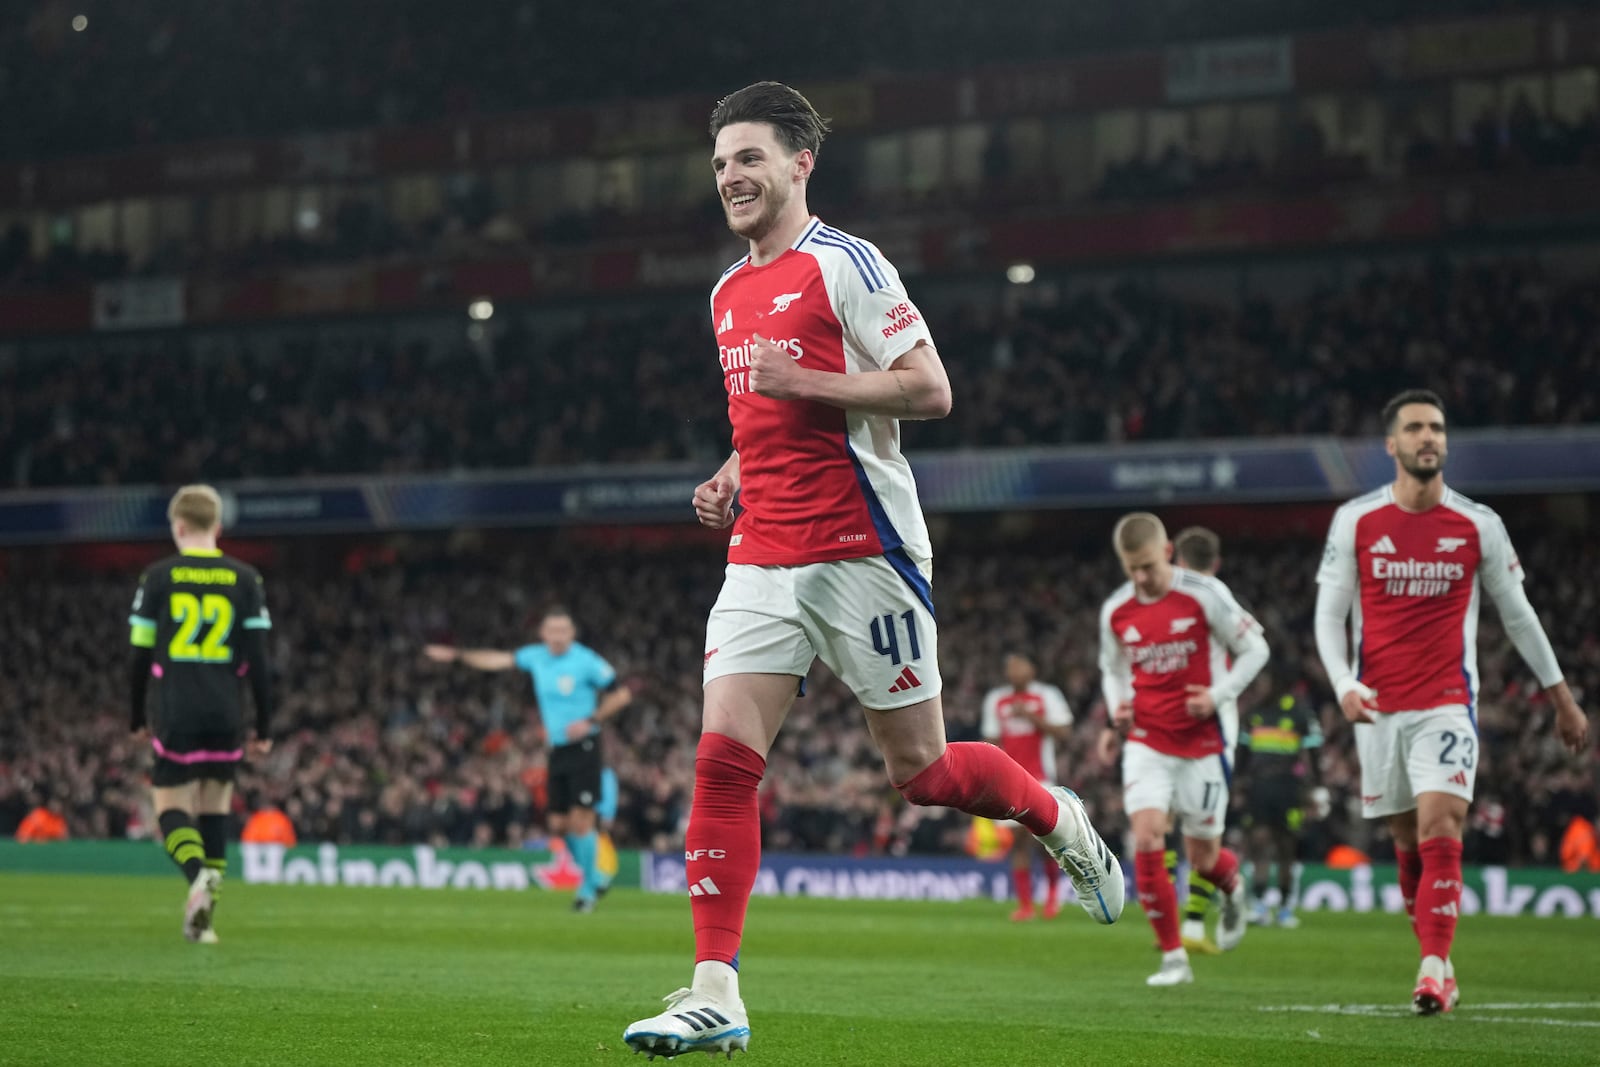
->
[1315, 388, 1588, 1015]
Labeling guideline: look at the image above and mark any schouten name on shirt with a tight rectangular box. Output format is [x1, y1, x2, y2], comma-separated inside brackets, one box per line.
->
[1371, 557, 1467, 597]
[171, 567, 239, 585]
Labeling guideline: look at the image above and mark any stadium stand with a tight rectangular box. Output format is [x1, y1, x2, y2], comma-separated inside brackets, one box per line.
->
[4, 258, 1598, 488]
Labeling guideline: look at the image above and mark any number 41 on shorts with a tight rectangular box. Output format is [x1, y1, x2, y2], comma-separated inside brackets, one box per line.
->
[870, 611, 923, 665]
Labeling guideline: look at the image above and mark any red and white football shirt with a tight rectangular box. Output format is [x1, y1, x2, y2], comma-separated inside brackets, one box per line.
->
[981, 682, 1073, 781]
[1100, 570, 1265, 759]
[1316, 485, 1523, 713]
[710, 217, 934, 568]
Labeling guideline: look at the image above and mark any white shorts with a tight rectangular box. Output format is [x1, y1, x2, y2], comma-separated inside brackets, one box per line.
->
[1355, 705, 1477, 819]
[1122, 740, 1232, 840]
[703, 555, 941, 710]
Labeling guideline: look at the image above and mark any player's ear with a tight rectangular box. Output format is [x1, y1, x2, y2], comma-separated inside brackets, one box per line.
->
[1384, 435, 1398, 458]
[1164, 541, 1174, 562]
[793, 148, 814, 184]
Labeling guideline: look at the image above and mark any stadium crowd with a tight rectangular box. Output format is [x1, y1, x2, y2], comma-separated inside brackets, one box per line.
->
[2, 517, 1593, 866]
[5, 91, 1597, 290]
[5, 258, 1598, 489]
[4, 0, 1547, 160]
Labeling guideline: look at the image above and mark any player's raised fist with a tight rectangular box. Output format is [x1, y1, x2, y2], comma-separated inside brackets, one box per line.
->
[748, 333, 807, 400]
[693, 475, 737, 529]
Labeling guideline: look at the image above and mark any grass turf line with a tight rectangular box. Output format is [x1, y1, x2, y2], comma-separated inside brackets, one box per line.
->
[2, 873, 1597, 1066]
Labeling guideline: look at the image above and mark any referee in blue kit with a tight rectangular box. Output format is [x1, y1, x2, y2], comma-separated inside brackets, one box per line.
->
[426, 606, 632, 911]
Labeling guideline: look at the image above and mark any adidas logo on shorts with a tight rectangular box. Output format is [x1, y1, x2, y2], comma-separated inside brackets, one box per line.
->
[887, 666, 923, 694]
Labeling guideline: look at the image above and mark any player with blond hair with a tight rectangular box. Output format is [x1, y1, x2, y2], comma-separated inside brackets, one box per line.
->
[1098, 512, 1269, 986]
[128, 485, 274, 942]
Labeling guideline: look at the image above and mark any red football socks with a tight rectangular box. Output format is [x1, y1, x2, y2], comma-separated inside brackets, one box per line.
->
[687, 732, 766, 966]
[1396, 846, 1422, 936]
[1042, 858, 1061, 901]
[1012, 866, 1034, 911]
[1198, 847, 1241, 895]
[1414, 837, 1463, 962]
[895, 742, 1058, 837]
[1137, 850, 1182, 952]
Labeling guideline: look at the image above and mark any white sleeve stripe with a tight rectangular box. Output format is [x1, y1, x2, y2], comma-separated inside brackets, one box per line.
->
[793, 217, 824, 248]
[808, 234, 882, 292]
[817, 227, 889, 289]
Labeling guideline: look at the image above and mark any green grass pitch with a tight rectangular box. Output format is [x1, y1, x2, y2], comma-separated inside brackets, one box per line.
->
[3, 873, 1598, 1066]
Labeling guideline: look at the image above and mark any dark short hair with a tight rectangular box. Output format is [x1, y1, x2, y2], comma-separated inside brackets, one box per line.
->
[1173, 527, 1220, 572]
[541, 606, 573, 624]
[1382, 389, 1446, 434]
[709, 81, 830, 158]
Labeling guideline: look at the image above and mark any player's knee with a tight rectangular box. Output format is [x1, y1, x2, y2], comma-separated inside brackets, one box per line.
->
[1419, 812, 1465, 841]
[1186, 841, 1220, 871]
[1132, 829, 1166, 854]
[883, 743, 946, 792]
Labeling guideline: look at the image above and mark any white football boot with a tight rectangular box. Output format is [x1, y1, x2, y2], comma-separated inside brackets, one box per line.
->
[624, 987, 750, 1060]
[182, 867, 221, 943]
[1216, 879, 1248, 952]
[1034, 786, 1124, 924]
[1147, 948, 1195, 987]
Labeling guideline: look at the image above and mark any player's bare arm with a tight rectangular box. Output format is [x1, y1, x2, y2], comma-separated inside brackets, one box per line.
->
[424, 645, 516, 671]
[748, 336, 952, 419]
[692, 451, 740, 529]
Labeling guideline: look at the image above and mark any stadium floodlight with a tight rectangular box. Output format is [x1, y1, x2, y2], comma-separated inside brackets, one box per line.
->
[468, 299, 495, 321]
[1006, 263, 1036, 285]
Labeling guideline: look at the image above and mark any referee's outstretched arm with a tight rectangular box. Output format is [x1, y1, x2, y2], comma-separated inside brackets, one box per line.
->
[423, 644, 515, 671]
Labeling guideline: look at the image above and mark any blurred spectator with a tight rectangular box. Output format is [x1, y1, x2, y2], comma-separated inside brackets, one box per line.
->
[16, 795, 68, 842]
[241, 806, 298, 847]
[2, 1, 1542, 162]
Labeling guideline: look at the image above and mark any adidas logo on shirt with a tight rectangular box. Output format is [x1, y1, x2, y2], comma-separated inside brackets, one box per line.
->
[1368, 535, 1397, 554]
[716, 309, 734, 335]
[1122, 625, 1142, 643]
